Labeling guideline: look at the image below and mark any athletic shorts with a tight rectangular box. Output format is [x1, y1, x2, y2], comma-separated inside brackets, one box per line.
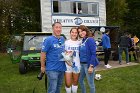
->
[65, 63, 80, 73]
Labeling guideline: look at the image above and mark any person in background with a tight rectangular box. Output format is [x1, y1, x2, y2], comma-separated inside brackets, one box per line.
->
[133, 35, 139, 46]
[118, 32, 130, 65]
[40, 22, 66, 93]
[133, 35, 140, 61]
[77, 25, 99, 93]
[129, 34, 137, 61]
[78, 8, 83, 14]
[64, 27, 81, 93]
[101, 29, 112, 68]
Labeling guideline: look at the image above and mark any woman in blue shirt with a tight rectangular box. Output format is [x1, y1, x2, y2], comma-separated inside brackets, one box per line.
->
[78, 25, 99, 93]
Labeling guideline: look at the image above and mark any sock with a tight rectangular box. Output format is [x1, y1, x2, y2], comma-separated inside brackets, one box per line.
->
[72, 85, 78, 93]
[65, 86, 71, 93]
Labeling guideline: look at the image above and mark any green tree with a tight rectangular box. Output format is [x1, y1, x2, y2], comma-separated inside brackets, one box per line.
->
[124, 0, 140, 37]
[106, 0, 128, 29]
[0, 0, 41, 52]
[13, 0, 41, 34]
[0, 0, 21, 52]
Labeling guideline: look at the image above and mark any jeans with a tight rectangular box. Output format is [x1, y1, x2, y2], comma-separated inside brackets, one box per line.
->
[79, 64, 95, 93]
[46, 71, 64, 93]
[118, 47, 129, 63]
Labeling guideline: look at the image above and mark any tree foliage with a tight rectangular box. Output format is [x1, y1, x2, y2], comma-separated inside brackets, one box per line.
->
[0, 0, 21, 52]
[106, 0, 140, 38]
[124, 0, 140, 37]
[0, 0, 41, 52]
[0, 0, 41, 35]
[106, 0, 128, 28]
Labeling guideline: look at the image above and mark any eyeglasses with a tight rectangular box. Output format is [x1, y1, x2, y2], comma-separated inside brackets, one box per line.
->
[58, 39, 62, 46]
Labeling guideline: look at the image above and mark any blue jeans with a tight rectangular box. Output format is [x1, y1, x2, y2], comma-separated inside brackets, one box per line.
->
[46, 71, 64, 93]
[118, 47, 129, 63]
[79, 64, 95, 93]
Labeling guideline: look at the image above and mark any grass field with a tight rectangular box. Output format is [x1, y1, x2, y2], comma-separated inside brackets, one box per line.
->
[0, 53, 140, 93]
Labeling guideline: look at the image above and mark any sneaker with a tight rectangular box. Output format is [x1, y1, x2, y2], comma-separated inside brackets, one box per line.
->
[127, 63, 130, 65]
[107, 64, 112, 68]
[105, 65, 111, 68]
[104, 65, 108, 68]
[119, 61, 122, 65]
[119, 63, 122, 65]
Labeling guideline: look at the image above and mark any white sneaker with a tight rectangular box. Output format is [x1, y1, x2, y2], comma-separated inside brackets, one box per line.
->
[105, 65, 108, 68]
[105, 65, 111, 68]
[127, 63, 130, 65]
[107, 64, 112, 68]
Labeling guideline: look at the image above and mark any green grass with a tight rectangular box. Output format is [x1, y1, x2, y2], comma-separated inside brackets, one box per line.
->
[0, 53, 140, 93]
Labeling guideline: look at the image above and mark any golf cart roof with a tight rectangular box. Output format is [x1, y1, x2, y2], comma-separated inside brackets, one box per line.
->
[88, 26, 120, 31]
[24, 32, 52, 35]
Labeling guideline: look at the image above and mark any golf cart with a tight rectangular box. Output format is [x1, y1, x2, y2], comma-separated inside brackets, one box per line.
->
[7, 32, 52, 74]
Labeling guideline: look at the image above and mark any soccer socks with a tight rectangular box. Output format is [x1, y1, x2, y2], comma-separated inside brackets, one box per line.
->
[72, 85, 78, 93]
[65, 86, 71, 93]
[65, 85, 78, 93]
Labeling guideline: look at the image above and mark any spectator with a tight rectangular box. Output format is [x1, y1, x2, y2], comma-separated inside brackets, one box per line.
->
[40, 22, 66, 93]
[118, 32, 130, 65]
[78, 8, 83, 14]
[133, 35, 139, 46]
[101, 29, 112, 68]
[78, 25, 99, 93]
[129, 34, 137, 61]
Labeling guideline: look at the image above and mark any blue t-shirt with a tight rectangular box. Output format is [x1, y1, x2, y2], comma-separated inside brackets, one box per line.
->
[41, 36, 66, 71]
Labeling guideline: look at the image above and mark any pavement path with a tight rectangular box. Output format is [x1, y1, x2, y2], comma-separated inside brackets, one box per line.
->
[95, 60, 139, 71]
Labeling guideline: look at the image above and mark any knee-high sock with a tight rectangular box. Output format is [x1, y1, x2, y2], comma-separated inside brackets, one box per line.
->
[72, 85, 78, 93]
[65, 86, 71, 93]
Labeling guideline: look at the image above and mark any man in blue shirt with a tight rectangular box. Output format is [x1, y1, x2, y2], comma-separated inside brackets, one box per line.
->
[102, 29, 112, 68]
[40, 22, 66, 93]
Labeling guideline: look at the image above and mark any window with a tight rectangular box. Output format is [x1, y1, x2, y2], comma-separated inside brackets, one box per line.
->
[52, 0, 99, 16]
[53, 1, 59, 13]
[59, 1, 73, 14]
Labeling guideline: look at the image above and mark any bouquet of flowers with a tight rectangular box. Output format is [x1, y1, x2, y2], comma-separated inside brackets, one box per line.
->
[61, 51, 73, 66]
[61, 51, 79, 73]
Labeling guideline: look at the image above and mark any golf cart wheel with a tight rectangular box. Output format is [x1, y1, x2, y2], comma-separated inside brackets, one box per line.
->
[19, 60, 27, 74]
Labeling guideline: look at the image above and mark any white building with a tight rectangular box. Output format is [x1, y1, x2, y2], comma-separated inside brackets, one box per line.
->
[40, 0, 106, 38]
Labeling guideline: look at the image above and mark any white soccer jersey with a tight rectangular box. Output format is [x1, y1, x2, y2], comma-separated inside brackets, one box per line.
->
[65, 39, 81, 73]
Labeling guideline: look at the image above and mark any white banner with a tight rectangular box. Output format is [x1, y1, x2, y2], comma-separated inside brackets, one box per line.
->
[52, 16, 100, 26]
